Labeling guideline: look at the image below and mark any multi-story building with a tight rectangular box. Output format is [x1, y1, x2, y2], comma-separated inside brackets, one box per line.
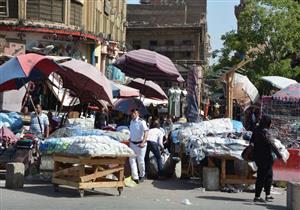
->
[127, 0, 209, 88]
[0, 0, 127, 72]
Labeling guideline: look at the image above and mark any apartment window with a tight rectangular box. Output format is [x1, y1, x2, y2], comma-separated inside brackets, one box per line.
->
[27, 0, 64, 23]
[132, 40, 141, 50]
[0, 0, 8, 17]
[182, 40, 192, 45]
[165, 40, 174, 46]
[149, 40, 158, 50]
[70, 0, 82, 26]
[104, 0, 111, 15]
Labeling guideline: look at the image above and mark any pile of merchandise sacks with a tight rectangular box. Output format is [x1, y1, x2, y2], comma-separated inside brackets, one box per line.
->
[40, 127, 132, 157]
[41, 135, 134, 157]
[177, 118, 289, 163]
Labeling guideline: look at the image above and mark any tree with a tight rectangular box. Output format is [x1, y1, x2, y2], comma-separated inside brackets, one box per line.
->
[213, 0, 300, 92]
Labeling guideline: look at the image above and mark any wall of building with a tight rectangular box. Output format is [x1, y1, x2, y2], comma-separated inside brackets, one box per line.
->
[127, 0, 208, 66]
[127, 27, 198, 61]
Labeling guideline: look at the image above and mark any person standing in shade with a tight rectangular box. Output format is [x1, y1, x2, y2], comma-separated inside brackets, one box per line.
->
[94, 107, 108, 129]
[250, 115, 282, 202]
[129, 109, 149, 184]
[145, 120, 164, 178]
[30, 104, 49, 138]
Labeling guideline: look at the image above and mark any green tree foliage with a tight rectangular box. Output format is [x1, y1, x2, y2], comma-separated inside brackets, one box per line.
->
[213, 0, 300, 92]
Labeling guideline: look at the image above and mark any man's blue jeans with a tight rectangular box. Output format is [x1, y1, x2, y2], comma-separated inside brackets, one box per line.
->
[145, 141, 163, 176]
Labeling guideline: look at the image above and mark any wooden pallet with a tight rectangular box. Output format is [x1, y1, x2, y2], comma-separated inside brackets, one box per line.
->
[208, 155, 256, 187]
[52, 153, 127, 197]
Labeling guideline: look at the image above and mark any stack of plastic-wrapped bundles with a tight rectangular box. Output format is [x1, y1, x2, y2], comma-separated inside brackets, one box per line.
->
[40, 127, 133, 157]
[0, 112, 23, 133]
[40, 135, 134, 157]
[177, 118, 251, 163]
[177, 118, 289, 163]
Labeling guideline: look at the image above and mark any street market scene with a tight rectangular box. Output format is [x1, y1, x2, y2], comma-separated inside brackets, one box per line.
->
[0, 0, 299, 210]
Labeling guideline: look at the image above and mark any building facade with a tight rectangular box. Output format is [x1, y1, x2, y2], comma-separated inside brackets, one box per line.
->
[127, 0, 209, 87]
[0, 0, 127, 73]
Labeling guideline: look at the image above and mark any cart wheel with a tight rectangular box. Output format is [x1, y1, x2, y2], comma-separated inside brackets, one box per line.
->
[53, 184, 59, 192]
[79, 190, 84, 198]
[117, 187, 123, 196]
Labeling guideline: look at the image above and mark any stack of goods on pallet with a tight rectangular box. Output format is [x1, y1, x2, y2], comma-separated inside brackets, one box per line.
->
[40, 135, 134, 157]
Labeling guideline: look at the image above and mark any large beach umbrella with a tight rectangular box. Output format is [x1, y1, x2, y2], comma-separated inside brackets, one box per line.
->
[59, 59, 113, 104]
[111, 81, 140, 98]
[113, 98, 148, 116]
[114, 49, 183, 82]
[273, 83, 300, 100]
[261, 76, 297, 89]
[232, 73, 259, 110]
[0, 53, 62, 91]
[127, 78, 168, 100]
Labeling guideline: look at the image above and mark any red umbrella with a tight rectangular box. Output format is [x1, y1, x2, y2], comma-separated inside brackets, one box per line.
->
[59, 59, 113, 104]
[114, 49, 183, 82]
[0, 53, 62, 91]
[127, 78, 168, 100]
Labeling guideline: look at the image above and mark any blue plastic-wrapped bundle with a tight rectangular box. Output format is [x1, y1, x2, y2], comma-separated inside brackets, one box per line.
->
[0, 112, 23, 132]
[231, 120, 244, 133]
[40, 138, 73, 155]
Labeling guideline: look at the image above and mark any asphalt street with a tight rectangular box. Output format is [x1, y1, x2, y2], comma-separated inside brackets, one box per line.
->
[0, 178, 286, 210]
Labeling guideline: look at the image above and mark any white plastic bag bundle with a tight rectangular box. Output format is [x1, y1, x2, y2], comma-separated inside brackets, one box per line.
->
[274, 139, 290, 163]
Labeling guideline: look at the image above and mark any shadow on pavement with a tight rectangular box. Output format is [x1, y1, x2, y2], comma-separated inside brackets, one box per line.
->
[151, 178, 201, 190]
[243, 202, 287, 210]
[197, 195, 250, 202]
[0, 184, 116, 198]
[197, 196, 286, 210]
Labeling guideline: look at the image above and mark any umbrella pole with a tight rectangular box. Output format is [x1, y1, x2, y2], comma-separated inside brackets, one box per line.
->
[22, 81, 43, 136]
[57, 89, 67, 116]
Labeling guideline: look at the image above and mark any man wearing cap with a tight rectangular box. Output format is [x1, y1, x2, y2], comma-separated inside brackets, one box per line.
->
[129, 109, 149, 183]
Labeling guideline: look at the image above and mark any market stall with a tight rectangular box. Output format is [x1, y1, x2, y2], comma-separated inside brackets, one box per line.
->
[41, 135, 134, 197]
[173, 118, 289, 187]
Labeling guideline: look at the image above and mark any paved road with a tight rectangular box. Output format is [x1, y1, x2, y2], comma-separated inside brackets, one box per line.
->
[0, 178, 286, 210]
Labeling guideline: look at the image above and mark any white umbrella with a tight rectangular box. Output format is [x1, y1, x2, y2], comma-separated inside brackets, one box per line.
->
[232, 73, 259, 110]
[261, 76, 298, 89]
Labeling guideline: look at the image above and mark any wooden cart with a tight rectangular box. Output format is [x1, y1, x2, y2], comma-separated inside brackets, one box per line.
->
[52, 153, 129, 197]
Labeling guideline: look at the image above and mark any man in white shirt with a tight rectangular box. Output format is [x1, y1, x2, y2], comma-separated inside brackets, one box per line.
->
[30, 104, 49, 138]
[129, 109, 149, 183]
[145, 120, 164, 177]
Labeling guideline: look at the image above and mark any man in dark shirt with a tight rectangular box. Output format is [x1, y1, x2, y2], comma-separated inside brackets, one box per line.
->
[94, 107, 108, 129]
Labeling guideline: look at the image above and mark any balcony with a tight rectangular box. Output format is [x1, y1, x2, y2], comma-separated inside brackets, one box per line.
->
[149, 45, 195, 52]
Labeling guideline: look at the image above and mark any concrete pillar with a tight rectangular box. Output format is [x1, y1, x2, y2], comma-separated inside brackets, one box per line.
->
[202, 167, 219, 191]
[287, 182, 300, 210]
[64, 0, 71, 25]
[5, 162, 25, 188]
[18, 0, 26, 19]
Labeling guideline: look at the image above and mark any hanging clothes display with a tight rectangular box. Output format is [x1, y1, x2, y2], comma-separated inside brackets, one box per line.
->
[173, 87, 181, 118]
[168, 87, 175, 116]
[181, 89, 188, 117]
[186, 65, 200, 122]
